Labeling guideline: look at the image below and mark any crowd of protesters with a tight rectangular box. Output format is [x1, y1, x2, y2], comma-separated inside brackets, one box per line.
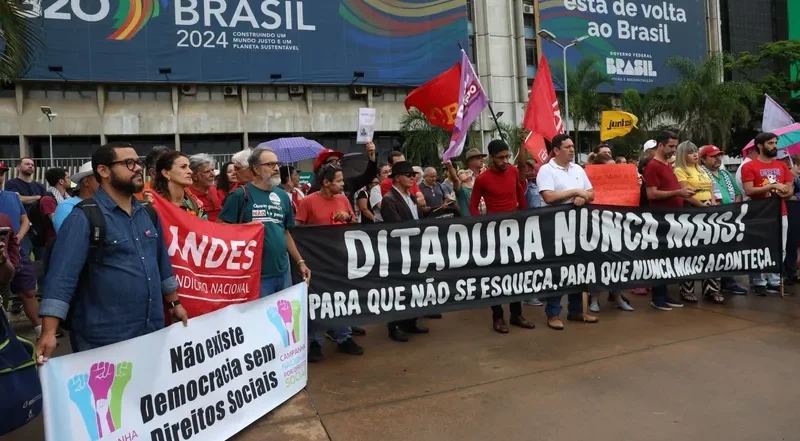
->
[0, 131, 794, 369]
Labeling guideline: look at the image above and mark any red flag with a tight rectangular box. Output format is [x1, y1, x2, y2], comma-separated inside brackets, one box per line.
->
[404, 62, 462, 131]
[150, 191, 265, 318]
[522, 55, 564, 161]
[523, 132, 549, 164]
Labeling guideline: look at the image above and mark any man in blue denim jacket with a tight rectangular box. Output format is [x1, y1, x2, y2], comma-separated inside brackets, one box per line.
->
[36, 142, 188, 362]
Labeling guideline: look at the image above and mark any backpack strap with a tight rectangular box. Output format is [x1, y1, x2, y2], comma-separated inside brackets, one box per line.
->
[236, 185, 249, 224]
[75, 198, 106, 264]
[141, 202, 159, 228]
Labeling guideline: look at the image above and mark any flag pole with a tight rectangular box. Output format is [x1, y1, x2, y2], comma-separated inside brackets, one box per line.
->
[457, 42, 507, 145]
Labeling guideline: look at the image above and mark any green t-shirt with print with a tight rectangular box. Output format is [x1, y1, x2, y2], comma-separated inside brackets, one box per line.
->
[219, 183, 294, 278]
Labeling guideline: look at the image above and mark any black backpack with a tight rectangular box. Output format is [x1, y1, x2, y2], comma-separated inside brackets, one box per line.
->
[27, 191, 57, 248]
[60, 198, 159, 330]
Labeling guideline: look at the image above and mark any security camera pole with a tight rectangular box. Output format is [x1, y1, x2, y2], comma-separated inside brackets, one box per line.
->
[40, 106, 57, 167]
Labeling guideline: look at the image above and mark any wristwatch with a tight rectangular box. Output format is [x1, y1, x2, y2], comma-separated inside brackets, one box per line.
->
[167, 299, 182, 309]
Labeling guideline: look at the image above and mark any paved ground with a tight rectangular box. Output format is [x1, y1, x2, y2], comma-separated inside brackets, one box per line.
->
[4, 279, 800, 441]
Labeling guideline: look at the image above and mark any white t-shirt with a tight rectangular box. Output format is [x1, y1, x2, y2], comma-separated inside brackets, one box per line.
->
[369, 185, 383, 222]
[735, 157, 752, 201]
[536, 160, 593, 206]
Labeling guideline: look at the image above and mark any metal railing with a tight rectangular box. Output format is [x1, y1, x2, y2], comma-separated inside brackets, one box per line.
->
[0, 154, 236, 184]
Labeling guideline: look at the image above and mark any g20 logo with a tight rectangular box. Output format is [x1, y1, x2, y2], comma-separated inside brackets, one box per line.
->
[19, 0, 168, 40]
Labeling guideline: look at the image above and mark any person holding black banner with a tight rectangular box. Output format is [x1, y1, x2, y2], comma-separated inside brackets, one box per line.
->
[699, 145, 748, 296]
[420, 167, 459, 219]
[740, 132, 794, 296]
[296, 164, 365, 359]
[536, 134, 599, 329]
[470, 140, 535, 334]
[644, 131, 694, 311]
[379, 161, 432, 341]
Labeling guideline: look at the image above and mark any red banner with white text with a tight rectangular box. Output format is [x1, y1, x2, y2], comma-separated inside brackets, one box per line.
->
[150, 192, 264, 317]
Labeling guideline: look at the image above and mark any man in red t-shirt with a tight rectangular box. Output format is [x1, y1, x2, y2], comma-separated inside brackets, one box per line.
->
[469, 140, 534, 334]
[644, 131, 695, 311]
[295, 164, 363, 362]
[740, 131, 793, 295]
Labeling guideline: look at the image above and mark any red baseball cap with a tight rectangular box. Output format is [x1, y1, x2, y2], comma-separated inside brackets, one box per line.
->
[699, 145, 722, 157]
[0, 161, 7, 171]
[313, 148, 344, 171]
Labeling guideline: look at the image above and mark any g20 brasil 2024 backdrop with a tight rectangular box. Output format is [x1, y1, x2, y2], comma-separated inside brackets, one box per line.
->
[18, 0, 469, 85]
[18, 0, 707, 89]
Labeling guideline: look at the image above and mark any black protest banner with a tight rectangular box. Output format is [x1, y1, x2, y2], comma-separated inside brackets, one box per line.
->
[292, 199, 782, 327]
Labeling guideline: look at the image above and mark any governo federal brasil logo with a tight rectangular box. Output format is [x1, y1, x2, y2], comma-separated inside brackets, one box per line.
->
[67, 361, 134, 441]
[18, 0, 169, 40]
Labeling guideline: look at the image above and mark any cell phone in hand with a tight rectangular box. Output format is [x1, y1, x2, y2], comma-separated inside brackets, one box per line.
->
[0, 227, 10, 239]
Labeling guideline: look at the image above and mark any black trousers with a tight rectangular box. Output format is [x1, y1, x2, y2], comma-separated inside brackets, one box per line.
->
[388, 318, 417, 331]
[491, 302, 522, 320]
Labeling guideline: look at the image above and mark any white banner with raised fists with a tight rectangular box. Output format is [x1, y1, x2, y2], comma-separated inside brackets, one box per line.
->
[40, 284, 308, 441]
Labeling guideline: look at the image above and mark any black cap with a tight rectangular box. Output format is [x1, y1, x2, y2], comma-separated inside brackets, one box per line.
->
[389, 161, 415, 178]
[487, 139, 509, 156]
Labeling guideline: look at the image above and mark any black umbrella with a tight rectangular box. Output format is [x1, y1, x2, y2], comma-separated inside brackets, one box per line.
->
[340, 152, 371, 181]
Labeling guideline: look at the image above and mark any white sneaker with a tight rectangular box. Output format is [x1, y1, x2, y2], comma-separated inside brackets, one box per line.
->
[523, 298, 543, 306]
[589, 301, 600, 313]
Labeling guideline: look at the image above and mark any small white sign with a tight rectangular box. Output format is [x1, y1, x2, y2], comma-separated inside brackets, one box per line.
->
[357, 108, 376, 144]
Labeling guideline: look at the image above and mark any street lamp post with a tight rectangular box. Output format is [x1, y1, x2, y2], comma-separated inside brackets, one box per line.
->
[40, 106, 57, 167]
[537, 30, 589, 138]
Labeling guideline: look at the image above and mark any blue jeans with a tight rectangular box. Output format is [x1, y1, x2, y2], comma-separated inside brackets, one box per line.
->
[652, 284, 668, 303]
[545, 294, 583, 317]
[310, 328, 352, 345]
[259, 271, 292, 298]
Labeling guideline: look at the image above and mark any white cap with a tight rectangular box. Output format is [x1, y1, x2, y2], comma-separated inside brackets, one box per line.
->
[70, 161, 93, 184]
[412, 166, 423, 175]
[643, 140, 657, 151]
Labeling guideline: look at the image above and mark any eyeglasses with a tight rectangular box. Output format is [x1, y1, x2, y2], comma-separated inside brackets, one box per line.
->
[109, 158, 144, 171]
[325, 158, 341, 165]
[259, 161, 280, 168]
[400, 173, 415, 178]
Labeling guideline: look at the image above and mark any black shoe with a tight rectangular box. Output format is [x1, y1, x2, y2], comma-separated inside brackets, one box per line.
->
[424, 313, 443, 319]
[752, 286, 768, 297]
[337, 338, 364, 355]
[388, 328, 409, 342]
[401, 323, 429, 334]
[350, 326, 367, 336]
[309, 342, 324, 363]
[766, 284, 781, 294]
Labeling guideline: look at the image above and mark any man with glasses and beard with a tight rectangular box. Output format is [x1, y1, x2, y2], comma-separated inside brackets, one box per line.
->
[36, 142, 188, 361]
[219, 148, 311, 297]
[740, 132, 794, 296]
[469, 140, 535, 334]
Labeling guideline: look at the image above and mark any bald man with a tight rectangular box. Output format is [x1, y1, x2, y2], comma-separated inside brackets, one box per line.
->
[420, 167, 459, 219]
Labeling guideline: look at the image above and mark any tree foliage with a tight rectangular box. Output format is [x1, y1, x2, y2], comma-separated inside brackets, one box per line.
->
[399, 109, 481, 167]
[662, 55, 757, 151]
[0, 0, 42, 81]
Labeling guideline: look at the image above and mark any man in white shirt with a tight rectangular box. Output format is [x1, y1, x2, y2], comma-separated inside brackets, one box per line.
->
[536, 134, 598, 330]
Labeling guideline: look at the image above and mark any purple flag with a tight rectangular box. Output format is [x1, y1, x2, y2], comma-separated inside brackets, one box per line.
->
[442, 50, 488, 161]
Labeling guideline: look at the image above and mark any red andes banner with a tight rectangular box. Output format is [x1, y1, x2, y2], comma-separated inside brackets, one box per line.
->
[149, 192, 265, 317]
